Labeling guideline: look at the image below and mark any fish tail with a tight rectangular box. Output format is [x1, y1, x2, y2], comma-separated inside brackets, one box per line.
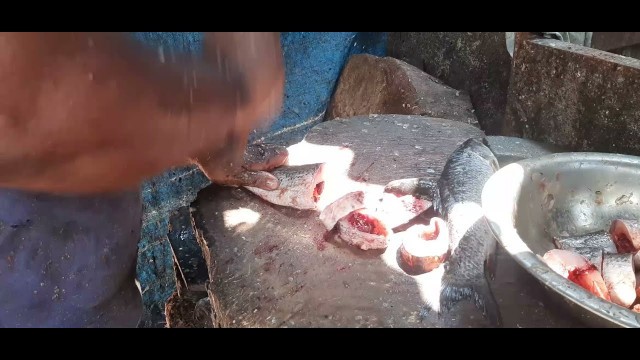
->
[440, 276, 503, 327]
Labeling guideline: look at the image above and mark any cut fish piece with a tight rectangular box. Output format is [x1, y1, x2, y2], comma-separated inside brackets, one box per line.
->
[609, 219, 640, 253]
[397, 217, 449, 275]
[245, 163, 326, 210]
[543, 249, 611, 301]
[336, 209, 392, 251]
[318, 191, 366, 231]
[366, 192, 431, 229]
[602, 253, 636, 308]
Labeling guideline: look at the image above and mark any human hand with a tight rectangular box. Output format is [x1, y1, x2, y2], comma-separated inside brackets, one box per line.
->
[192, 142, 288, 190]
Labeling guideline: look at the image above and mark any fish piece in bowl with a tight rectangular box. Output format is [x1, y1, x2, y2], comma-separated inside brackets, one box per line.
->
[543, 249, 611, 301]
[601, 253, 636, 308]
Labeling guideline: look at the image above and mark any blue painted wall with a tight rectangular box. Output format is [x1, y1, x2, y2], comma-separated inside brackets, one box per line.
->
[130, 32, 387, 326]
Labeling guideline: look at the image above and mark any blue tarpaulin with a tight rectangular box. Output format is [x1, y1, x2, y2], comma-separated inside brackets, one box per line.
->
[130, 32, 388, 326]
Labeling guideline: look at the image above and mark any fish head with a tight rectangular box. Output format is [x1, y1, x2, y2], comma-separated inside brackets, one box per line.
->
[462, 138, 500, 173]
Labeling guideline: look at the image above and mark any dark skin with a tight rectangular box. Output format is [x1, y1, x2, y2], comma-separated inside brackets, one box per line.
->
[0, 32, 288, 194]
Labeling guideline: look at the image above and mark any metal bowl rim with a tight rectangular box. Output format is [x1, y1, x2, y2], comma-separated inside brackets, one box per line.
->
[482, 151, 640, 328]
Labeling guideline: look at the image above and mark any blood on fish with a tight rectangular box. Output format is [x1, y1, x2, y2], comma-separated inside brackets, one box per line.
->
[543, 249, 611, 301]
[611, 232, 636, 253]
[610, 219, 640, 253]
[336, 209, 391, 250]
[318, 191, 366, 231]
[313, 182, 325, 203]
[347, 212, 388, 237]
[566, 265, 610, 301]
[569, 266, 612, 301]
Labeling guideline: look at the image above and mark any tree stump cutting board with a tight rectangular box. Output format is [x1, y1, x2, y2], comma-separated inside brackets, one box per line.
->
[192, 115, 583, 328]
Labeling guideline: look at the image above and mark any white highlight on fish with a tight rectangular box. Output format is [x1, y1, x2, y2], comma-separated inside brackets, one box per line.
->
[602, 253, 636, 308]
[319, 191, 366, 230]
[398, 217, 450, 275]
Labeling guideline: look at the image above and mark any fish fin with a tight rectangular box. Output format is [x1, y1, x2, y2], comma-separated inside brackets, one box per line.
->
[384, 177, 439, 202]
[440, 277, 503, 328]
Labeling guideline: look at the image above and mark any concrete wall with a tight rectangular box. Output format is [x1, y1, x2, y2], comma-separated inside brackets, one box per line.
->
[130, 32, 387, 326]
[387, 32, 512, 135]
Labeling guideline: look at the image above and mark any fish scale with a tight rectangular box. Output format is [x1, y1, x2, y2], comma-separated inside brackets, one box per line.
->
[384, 138, 502, 326]
[434, 139, 501, 327]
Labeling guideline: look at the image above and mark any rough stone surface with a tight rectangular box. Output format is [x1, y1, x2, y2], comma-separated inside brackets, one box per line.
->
[193, 115, 487, 328]
[326, 54, 478, 126]
[504, 37, 640, 155]
[387, 32, 512, 135]
[192, 115, 588, 328]
[486, 136, 568, 167]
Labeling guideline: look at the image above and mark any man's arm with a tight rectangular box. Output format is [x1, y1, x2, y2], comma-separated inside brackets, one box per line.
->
[0, 32, 256, 194]
[191, 32, 287, 189]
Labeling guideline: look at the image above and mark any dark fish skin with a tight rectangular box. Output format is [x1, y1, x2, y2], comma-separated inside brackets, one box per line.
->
[384, 177, 439, 201]
[436, 138, 501, 327]
[553, 230, 617, 254]
[385, 137, 502, 327]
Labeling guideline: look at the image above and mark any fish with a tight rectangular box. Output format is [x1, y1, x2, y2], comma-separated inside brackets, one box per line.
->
[553, 230, 617, 254]
[369, 193, 431, 229]
[432, 138, 503, 327]
[318, 191, 366, 231]
[571, 247, 604, 272]
[335, 209, 392, 251]
[321, 189, 430, 246]
[601, 253, 636, 308]
[397, 217, 449, 275]
[384, 137, 503, 326]
[384, 177, 439, 201]
[542, 249, 611, 301]
[609, 219, 640, 255]
[244, 163, 326, 210]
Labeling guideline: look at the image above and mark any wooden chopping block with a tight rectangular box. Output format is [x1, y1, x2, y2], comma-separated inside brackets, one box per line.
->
[191, 114, 584, 328]
[191, 115, 485, 328]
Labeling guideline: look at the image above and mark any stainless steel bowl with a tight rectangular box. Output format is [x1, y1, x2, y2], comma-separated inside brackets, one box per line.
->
[482, 152, 640, 328]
